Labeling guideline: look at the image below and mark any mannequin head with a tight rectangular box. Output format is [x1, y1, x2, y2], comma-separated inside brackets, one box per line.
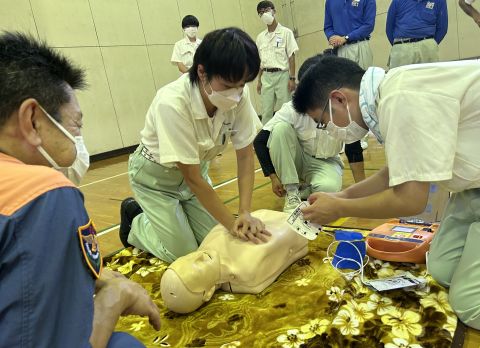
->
[160, 250, 220, 313]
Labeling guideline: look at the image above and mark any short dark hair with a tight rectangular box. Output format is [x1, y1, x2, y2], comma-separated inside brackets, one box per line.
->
[257, 1, 275, 12]
[182, 15, 199, 29]
[189, 27, 260, 85]
[0, 31, 86, 127]
[293, 56, 365, 114]
[298, 54, 324, 81]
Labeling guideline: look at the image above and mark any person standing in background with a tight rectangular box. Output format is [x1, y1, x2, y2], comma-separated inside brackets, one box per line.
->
[324, 0, 375, 181]
[324, 0, 376, 69]
[256, 1, 299, 125]
[386, 0, 448, 69]
[171, 15, 202, 73]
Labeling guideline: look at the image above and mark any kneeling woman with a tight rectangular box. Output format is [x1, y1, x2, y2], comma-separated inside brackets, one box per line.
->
[120, 28, 270, 263]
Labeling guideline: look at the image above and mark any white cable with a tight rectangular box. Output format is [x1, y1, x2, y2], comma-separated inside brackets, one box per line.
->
[322, 234, 370, 285]
[322, 231, 427, 291]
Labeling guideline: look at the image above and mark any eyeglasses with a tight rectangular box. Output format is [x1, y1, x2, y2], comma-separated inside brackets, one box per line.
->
[316, 99, 329, 129]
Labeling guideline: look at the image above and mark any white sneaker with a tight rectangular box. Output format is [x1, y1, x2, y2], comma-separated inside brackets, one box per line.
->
[283, 191, 301, 214]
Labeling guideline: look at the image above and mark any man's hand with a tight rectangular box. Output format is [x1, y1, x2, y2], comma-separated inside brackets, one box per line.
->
[288, 79, 296, 93]
[257, 81, 262, 94]
[308, 190, 348, 203]
[115, 279, 161, 330]
[270, 174, 286, 197]
[329, 35, 347, 47]
[301, 192, 343, 224]
[232, 212, 271, 243]
[95, 269, 126, 291]
[91, 276, 161, 348]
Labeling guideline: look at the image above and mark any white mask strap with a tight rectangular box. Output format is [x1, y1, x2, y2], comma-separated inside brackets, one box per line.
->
[203, 80, 214, 96]
[38, 105, 76, 143]
[328, 98, 334, 123]
[346, 101, 353, 123]
[37, 145, 61, 169]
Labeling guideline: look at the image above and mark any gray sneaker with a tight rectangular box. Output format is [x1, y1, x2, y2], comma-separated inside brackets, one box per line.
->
[283, 191, 302, 214]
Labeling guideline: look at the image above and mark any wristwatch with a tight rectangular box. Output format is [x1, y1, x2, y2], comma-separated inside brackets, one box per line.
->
[344, 35, 350, 42]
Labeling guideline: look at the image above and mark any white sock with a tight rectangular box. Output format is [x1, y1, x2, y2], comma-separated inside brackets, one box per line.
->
[285, 184, 299, 194]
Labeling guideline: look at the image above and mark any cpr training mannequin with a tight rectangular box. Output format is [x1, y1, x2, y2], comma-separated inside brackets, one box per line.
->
[160, 210, 308, 313]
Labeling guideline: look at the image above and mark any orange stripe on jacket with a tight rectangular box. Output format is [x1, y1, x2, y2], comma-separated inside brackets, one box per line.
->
[0, 153, 76, 216]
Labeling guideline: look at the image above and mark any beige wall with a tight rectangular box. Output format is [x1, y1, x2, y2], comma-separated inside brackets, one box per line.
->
[1, 0, 479, 154]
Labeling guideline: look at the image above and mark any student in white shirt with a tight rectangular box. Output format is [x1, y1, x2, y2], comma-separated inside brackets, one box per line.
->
[256, 1, 299, 125]
[254, 55, 345, 213]
[171, 15, 202, 73]
[293, 55, 480, 330]
[120, 28, 270, 263]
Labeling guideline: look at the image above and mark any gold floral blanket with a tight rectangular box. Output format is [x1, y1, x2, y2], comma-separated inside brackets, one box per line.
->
[105, 229, 457, 348]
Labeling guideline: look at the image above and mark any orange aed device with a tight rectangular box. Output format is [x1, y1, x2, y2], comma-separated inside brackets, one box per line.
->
[366, 219, 439, 264]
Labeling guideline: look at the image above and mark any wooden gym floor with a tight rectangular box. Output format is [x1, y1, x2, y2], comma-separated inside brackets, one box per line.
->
[80, 136, 480, 347]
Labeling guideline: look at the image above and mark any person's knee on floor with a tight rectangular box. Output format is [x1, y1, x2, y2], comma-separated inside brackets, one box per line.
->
[163, 238, 200, 263]
[426, 252, 454, 288]
[449, 283, 480, 330]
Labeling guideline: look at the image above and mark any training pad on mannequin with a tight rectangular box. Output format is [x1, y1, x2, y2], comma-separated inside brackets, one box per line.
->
[199, 209, 308, 293]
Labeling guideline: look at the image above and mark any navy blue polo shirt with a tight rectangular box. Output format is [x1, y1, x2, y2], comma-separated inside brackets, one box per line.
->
[324, 0, 376, 42]
[386, 0, 448, 44]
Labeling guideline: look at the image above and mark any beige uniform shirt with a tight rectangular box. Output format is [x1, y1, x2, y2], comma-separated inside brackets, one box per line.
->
[140, 74, 262, 168]
[263, 101, 344, 159]
[256, 24, 299, 70]
[170, 37, 202, 69]
[377, 60, 480, 192]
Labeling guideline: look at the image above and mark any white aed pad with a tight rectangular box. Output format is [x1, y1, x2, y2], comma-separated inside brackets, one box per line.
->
[364, 273, 426, 292]
[287, 202, 322, 240]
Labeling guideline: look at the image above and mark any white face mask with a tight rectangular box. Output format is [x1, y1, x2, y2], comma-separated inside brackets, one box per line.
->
[204, 81, 243, 112]
[261, 11, 275, 25]
[184, 27, 198, 39]
[36, 106, 90, 185]
[325, 98, 368, 144]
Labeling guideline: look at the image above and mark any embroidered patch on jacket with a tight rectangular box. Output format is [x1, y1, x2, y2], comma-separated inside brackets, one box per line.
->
[78, 220, 103, 279]
[426, 1, 435, 9]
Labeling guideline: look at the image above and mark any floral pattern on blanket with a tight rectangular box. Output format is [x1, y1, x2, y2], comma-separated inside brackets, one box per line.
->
[105, 230, 456, 348]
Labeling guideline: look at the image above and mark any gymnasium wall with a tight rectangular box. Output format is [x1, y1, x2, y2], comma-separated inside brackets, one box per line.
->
[1, 0, 477, 154]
